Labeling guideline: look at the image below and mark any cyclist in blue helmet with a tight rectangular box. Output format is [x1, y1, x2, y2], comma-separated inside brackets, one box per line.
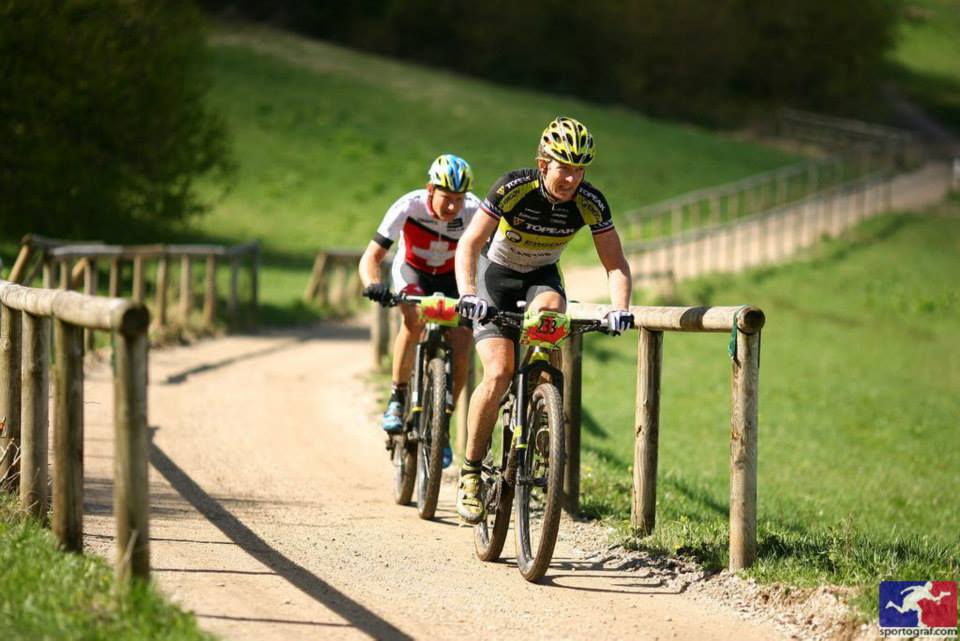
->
[359, 154, 481, 468]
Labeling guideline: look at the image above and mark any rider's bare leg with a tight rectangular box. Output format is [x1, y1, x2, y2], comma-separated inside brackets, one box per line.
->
[392, 303, 423, 386]
[464, 336, 514, 462]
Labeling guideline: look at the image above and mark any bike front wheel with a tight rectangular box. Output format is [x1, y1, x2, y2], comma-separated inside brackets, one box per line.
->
[514, 382, 565, 582]
[416, 358, 447, 519]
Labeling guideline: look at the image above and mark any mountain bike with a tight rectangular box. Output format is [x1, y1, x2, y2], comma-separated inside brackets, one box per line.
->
[473, 306, 617, 582]
[383, 292, 463, 520]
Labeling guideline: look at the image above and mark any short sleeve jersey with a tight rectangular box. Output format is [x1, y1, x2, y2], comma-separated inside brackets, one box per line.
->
[373, 189, 482, 275]
[480, 168, 614, 272]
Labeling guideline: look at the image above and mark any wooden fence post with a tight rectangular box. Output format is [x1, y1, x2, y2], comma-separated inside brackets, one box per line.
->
[228, 257, 239, 325]
[8, 244, 34, 283]
[155, 254, 169, 328]
[729, 328, 760, 571]
[114, 327, 150, 581]
[304, 253, 328, 305]
[561, 332, 583, 515]
[53, 318, 84, 552]
[632, 328, 662, 534]
[179, 255, 193, 324]
[203, 255, 217, 327]
[42, 260, 54, 290]
[20, 311, 49, 518]
[59, 260, 71, 290]
[0, 304, 22, 491]
[249, 244, 260, 326]
[132, 256, 145, 303]
[84, 259, 98, 352]
[108, 259, 120, 298]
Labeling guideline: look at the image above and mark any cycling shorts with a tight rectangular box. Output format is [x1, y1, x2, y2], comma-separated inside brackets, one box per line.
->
[474, 254, 565, 342]
[391, 261, 459, 299]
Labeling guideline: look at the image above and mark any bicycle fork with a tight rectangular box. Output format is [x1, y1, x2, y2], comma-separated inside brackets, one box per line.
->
[504, 348, 564, 487]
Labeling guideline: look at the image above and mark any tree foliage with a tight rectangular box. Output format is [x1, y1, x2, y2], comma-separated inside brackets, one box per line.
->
[201, 0, 900, 123]
[0, 0, 232, 239]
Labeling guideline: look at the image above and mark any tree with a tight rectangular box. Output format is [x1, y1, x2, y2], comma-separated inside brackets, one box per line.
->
[0, 0, 232, 240]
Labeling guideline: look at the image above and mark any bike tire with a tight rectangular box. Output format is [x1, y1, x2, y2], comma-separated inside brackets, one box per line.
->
[473, 451, 513, 562]
[416, 358, 447, 519]
[514, 382, 565, 582]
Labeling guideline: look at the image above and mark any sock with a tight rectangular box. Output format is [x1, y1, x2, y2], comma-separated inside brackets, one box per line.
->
[390, 383, 407, 406]
[461, 458, 482, 477]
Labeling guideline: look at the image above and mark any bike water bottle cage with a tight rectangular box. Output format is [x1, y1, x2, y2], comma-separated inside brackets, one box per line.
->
[417, 293, 461, 326]
[520, 310, 571, 349]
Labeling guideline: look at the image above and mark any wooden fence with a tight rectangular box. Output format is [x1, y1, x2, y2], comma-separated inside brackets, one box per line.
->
[303, 249, 366, 312]
[0, 280, 150, 581]
[559, 302, 765, 571]
[775, 108, 923, 166]
[623, 169, 894, 282]
[7, 235, 259, 341]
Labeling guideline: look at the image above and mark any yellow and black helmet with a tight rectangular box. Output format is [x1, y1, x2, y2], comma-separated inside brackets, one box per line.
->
[539, 116, 595, 166]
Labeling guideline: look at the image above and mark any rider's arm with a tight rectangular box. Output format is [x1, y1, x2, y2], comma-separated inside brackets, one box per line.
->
[359, 193, 415, 287]
[593, 228, 632, 309]
[358, 241, 389, 288]
[455, 211, 498, 296]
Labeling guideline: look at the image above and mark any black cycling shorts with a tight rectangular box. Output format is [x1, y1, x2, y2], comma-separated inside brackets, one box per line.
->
[475, 254, 565, 342]
[391, 262, 459, 299]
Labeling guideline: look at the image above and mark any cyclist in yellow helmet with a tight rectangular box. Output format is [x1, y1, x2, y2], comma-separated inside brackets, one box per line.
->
[453, 117, 634, 523]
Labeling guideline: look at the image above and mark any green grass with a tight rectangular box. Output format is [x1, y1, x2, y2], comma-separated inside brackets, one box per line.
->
[577, 199, 960, 619]
[890, 0, 960, 132]
[0, 496, 215, 640]
[193, 23, 796, 320]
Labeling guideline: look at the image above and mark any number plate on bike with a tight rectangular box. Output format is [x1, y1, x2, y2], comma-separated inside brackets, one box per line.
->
[417, 294, 461, 326]
[521, 310, 571, 348]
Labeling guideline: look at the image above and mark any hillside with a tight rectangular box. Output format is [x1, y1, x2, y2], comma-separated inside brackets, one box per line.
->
[197, 23, 796, 319]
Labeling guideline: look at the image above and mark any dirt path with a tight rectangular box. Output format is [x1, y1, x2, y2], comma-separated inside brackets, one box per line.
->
[80, 319, 790, 641]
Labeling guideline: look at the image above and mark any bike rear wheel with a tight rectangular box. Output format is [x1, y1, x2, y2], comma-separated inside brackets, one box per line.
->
[392, 433, 416, 505]
[473, 447, 513, 562]
[515, 382, 565, 582]
[416, 358, 447, 519]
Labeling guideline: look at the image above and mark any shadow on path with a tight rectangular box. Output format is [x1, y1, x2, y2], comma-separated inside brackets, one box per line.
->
[149, 440, 413, 640]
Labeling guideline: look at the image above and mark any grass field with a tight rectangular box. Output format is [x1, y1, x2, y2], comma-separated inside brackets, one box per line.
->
[0, 497, 214, 641]
[192, 23, 795, 321]
[576, 199, 960, 618]
[890, 0, 960, 132]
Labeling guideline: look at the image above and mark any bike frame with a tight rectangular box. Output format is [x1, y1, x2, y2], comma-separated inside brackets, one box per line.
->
[406, 320, 454, 433]
[499, 341, 564, 487]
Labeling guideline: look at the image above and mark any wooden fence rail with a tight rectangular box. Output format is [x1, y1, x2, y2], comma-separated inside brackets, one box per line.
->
[623, 169, 894, 283]
[0, 280, 150, 581]
[6, 235, 259, 338]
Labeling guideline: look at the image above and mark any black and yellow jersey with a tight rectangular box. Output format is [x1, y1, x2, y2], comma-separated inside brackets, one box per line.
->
[480, 168, 614, 273]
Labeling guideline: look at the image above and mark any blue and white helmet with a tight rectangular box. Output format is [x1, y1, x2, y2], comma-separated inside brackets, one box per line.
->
[428, 154, 473, 193]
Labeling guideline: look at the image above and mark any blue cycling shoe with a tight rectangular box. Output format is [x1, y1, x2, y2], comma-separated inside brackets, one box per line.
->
[442, 446, 453, 469]
[382, 401, 403, 433]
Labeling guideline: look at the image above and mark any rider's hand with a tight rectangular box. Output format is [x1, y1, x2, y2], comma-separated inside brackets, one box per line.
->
[604, 309, 635, 335]
[457, 294, 488, 321]
[362, 283, 391, 306]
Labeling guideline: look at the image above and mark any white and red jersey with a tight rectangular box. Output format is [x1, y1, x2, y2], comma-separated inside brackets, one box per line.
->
[373, 189, 481, 275]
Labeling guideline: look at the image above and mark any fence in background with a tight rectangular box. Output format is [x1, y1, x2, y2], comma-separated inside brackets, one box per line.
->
[0, 280, 150, 581]
[7, 235, 259, 342]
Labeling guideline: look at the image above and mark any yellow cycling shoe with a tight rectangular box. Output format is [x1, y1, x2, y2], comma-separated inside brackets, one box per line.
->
[456, 472, 485, 524]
